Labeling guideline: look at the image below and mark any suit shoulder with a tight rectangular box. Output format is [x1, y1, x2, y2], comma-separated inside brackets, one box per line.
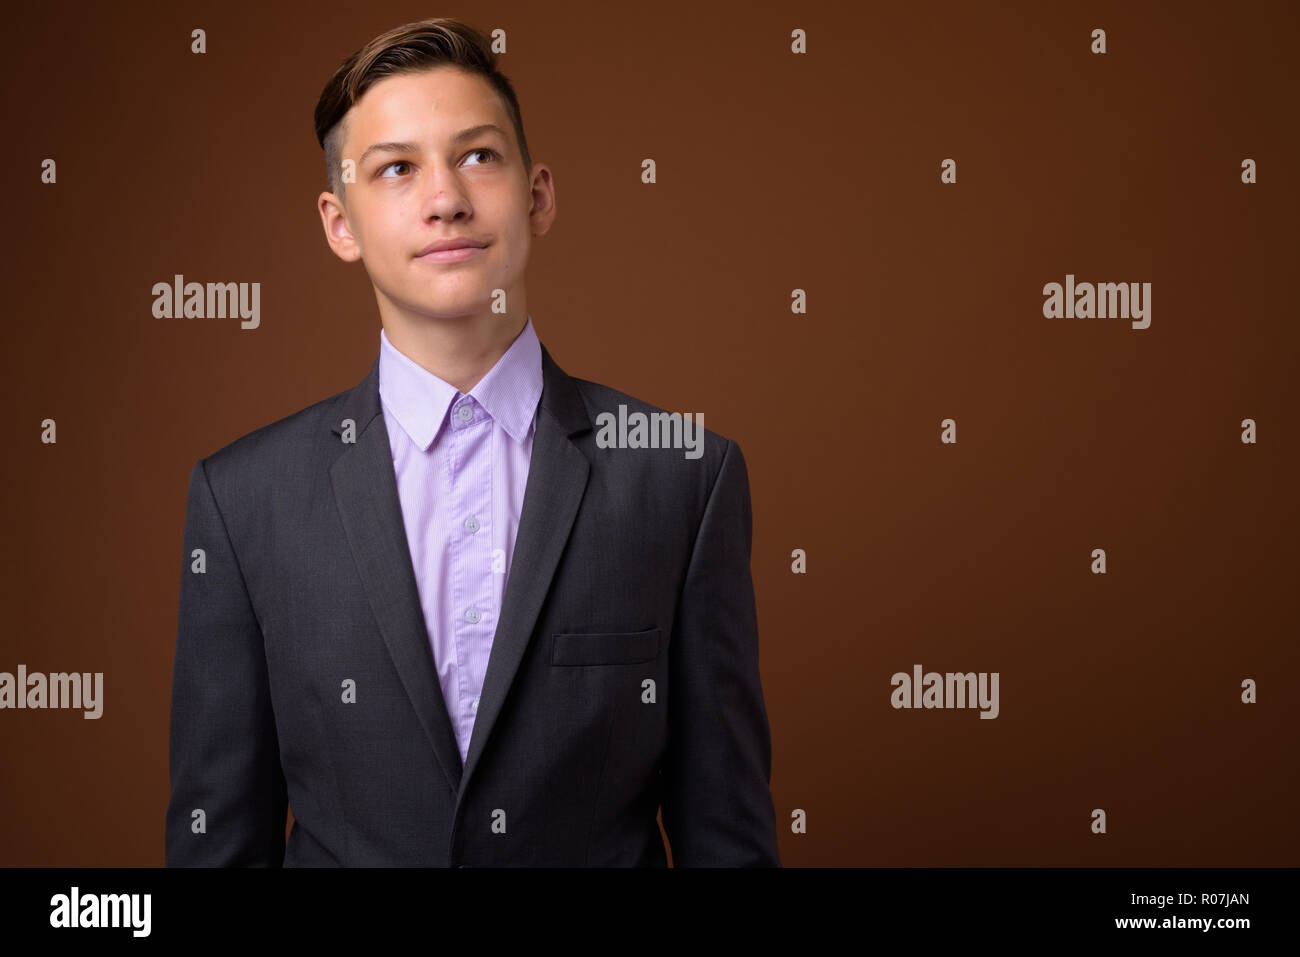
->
[193, 375, 356, 483]
[566, 374, 738, 484]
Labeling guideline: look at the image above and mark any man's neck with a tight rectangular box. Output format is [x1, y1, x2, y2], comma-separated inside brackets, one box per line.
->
[380, 308, 528, 395]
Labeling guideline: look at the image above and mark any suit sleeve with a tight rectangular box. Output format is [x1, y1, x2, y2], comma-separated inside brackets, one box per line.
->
[165, 458, 288, 866]
[660, 438, 781, 866]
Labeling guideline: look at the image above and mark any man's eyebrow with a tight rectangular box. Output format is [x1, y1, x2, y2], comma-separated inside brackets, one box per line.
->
[358, 125, 509, 166]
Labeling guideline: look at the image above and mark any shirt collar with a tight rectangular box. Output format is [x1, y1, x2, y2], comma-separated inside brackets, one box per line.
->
[378, 315, 543, 451]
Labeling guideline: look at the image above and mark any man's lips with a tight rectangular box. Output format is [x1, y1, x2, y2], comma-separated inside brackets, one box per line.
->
[416, 244, 486, 263]
[415, 238, 488, 262]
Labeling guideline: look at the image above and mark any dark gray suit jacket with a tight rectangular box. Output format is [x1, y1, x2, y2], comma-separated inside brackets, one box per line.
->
[165, 341, 780, 866]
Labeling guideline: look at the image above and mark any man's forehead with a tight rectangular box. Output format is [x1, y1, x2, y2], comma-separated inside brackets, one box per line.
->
[355, 68, 500, 120]
[345, 69, 506, 147]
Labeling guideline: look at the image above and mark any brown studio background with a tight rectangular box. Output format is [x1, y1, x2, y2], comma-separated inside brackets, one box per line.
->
[2, 0, 1297, 866]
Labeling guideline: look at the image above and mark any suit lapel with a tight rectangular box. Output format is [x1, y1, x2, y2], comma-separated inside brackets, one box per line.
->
[327, 341, 593, 804]
[460, 343, 591, 794]
[329, 356, 465, 796]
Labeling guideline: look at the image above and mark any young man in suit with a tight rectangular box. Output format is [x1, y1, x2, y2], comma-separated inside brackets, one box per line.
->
[165, 17, 780, 867]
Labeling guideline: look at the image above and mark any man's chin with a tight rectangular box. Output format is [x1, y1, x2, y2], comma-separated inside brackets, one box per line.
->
[408, 300, 494, 322]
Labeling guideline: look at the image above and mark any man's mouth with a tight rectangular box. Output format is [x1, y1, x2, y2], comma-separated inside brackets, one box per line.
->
[415, 238, 488, 263]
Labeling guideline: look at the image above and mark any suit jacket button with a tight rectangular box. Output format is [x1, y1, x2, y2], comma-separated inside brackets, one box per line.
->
[458, 864, 471, 868]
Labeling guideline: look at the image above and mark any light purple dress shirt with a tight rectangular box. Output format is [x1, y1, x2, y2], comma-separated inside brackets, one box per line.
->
[378, 316, 543, 764]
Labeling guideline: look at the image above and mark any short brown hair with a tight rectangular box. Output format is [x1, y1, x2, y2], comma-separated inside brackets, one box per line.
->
[313, 18, 533, 203]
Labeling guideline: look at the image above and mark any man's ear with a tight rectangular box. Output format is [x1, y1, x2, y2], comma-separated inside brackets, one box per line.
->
[318, 191, 363, 262]
[527, 162, 557, 238]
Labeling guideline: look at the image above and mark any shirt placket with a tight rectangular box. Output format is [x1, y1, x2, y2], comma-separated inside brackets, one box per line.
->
[447, 394, 493, 748]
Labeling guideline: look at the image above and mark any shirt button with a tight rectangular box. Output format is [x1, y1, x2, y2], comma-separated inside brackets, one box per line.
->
[457, 405, 473, 421]
[465, 607, 480, 624]
[471, 697, 479, 713]
[464, 515, 480, 533]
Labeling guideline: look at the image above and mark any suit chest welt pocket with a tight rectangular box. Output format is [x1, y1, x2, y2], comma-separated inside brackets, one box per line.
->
[551, 627, 662, 666]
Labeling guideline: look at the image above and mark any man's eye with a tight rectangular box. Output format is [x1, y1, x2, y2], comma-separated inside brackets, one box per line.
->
[379, 161, 411, 177]
[465, 148, 497, 165]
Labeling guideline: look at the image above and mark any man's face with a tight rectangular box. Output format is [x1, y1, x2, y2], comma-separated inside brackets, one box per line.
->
[318, 65, 551, 323]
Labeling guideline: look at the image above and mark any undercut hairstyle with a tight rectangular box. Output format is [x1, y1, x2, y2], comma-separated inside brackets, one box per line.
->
[313, 18, 533, 205]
